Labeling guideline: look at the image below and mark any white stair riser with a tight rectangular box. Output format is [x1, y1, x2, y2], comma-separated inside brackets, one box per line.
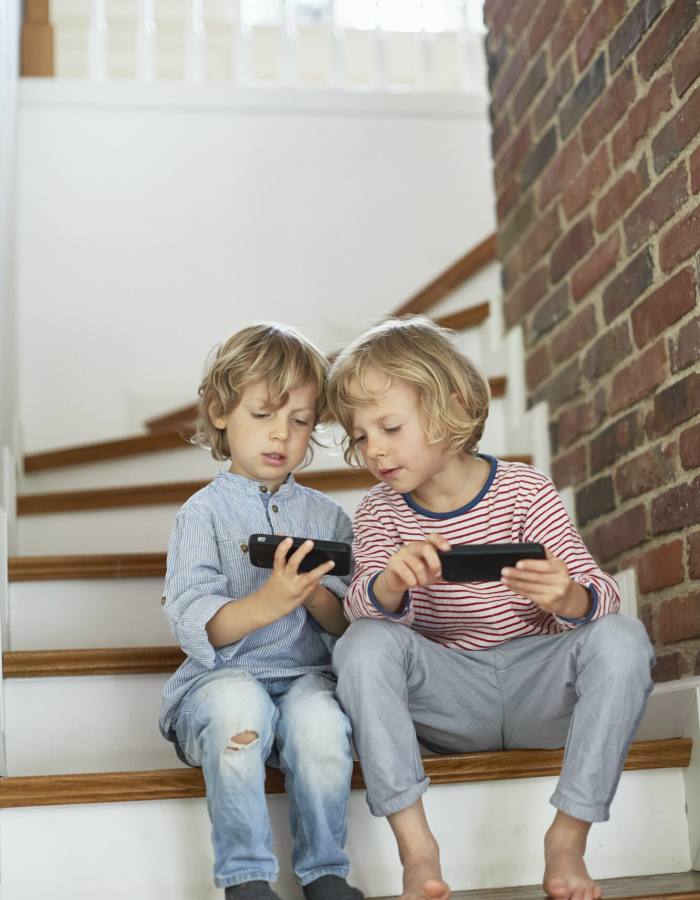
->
[8, 579, 172, 650]
[0, 770, 691, 900]
[4, 674, 175, 776]
[16, 488, 367, 555]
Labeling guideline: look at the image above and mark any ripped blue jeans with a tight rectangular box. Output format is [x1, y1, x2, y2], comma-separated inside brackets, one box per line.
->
[174, 669, 354, 889]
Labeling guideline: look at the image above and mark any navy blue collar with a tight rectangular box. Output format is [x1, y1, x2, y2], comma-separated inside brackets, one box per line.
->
[402, 453, 497, 519]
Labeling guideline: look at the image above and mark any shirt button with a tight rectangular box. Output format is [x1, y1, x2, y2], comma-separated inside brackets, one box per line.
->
[259, 486, 268, 493]
[240, 543, 249, 554]
[271, 505, 279, 513]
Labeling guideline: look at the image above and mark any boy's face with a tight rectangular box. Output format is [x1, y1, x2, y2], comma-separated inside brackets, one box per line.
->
[349, 370, 449, 494]
[210, 379, 317, 491]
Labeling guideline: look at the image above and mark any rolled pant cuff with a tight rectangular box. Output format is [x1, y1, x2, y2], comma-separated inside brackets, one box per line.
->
[550, 789, 609, 823]
[217, 870, 279, 889]
[299, 865, 351, 887]
[368, 777, 430, 818]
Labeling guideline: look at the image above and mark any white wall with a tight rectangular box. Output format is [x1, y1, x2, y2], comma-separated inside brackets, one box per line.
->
[0, 2, 20, 449]
[16, 82, 496, 451]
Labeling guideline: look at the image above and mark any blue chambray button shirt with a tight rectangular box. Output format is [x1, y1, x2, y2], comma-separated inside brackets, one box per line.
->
[159, 470, 354, 741]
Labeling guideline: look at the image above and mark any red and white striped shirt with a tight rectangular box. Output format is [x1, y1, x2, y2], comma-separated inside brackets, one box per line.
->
[346, 455, 620, 650]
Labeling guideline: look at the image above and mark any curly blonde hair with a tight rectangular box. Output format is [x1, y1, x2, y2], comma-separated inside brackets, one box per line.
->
[193, 323, 329, 461]
[326, 316, 490, 466]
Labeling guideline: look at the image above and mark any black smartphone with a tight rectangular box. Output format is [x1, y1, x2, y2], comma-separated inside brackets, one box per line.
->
[248, 534, 351, 576]
[437, 543, 546, 582]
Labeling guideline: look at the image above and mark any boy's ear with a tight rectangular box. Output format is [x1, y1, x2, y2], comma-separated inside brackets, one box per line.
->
[208, 400, 227, 429]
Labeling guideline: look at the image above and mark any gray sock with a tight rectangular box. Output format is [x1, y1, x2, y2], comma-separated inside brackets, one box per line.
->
[225, 881, 282, 900]
[303, 875, 364, 900]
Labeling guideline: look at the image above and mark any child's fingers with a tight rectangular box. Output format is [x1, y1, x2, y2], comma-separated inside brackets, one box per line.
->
[420, 544, 444, 578]
[502, 568, 563, 584]
[392, 559, 419, 588]
[426, 533, 451, 553]
[404, 552, 434, 585]
[272, 537, 294, 572]
[512, 558, 559, 572]
[304, 559, 336, 582]
[286, 539, 315, 573]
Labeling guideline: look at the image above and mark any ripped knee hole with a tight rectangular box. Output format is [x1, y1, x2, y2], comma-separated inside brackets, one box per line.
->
[226, 730, 259, 751]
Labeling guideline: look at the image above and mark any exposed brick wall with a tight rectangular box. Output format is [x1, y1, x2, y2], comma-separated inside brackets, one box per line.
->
[484, 0, 700, 681]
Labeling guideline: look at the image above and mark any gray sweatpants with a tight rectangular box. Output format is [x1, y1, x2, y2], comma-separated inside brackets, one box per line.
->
[333, 614, 654, 823]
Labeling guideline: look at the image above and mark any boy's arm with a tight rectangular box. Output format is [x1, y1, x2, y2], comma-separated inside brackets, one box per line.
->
[345, 493, 415, 625]
[303, 505, 353, 636]
[520, 476, 621, 627]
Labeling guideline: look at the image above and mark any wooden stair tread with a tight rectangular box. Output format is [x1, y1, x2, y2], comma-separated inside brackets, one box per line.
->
[0, 738, 690, 809]
[3, 646, 185, 677]
[8, 552, 167, 581]
[24, 430, 193, 473]
[376, 872, 700, 900]
[17, 451, 533, 515]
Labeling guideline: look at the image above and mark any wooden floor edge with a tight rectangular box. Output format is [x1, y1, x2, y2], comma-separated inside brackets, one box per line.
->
[0, 739, 691, 808]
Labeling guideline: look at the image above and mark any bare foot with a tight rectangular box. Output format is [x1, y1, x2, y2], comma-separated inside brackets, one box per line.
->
[543, 820, 601, 900]
[400, 860, 451, 900]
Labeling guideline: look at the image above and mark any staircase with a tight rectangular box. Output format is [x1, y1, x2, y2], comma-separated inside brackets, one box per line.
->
[1, 238, 698, 900]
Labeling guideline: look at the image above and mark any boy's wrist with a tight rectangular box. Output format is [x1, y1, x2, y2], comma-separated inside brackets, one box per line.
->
[557, 581, 592, 619]
[372, 571, 407, 613]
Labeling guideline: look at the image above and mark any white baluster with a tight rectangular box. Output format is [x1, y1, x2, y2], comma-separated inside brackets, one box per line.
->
[282, 0, 298, 86]
[138, 0, 156, 82]
[329, 0, 344, 88]
[374, 0, 387, 89]
[417, 0, 433, 91]
[459, 0, 482, 92]
[0, 506, 7, 777]
[231, 0, 249, 85]
[88, 0, 108, 80]
[186, 0, 206, 84]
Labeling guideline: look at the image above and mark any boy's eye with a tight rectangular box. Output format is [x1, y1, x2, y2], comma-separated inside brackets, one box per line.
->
[353, 434, 366, 444]
[384, 426, 401, 434]
[252, 412, 271, 419]
[293, 419, 310, 427]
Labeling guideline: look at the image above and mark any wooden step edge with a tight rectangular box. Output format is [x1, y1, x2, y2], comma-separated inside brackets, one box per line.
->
[17, 468, 378, 516]
[433, 301, 490, 332]
[3, 646, 185, 677]
[0, 738, 690, 809]
[24, 429, 194, 473]
[393, 234, 498, 318]
[25, 374, 508, 475]
[8, 552, 167, 582]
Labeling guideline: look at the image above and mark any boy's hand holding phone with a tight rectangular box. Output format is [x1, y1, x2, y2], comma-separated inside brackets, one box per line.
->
[374, 534, 451, 611]
[259, 538, 336, 617]
[500, 549, 592, 619]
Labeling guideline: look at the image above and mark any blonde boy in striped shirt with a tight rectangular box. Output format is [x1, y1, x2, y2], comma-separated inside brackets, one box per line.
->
[327, 317, 654, 900]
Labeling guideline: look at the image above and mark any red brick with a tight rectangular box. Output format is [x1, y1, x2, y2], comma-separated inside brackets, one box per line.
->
[550, 216, 594, 283]
[497, 176, 520, 221]
[612, 74, 672, 167]
[582, 66, 637, 156]
[680, 423, 700, 469]
[657, 592, 700, 643]
[493, 42, 529, 106]
[572, 230, 621, 302]
[526, 344, 552, 390]
[521, 128, 558, 190]
[534, 358, 581, 411]
[563, 144, 611, 220]
[557, 388, 607, 447]
[550, 0, 595, 64]
[673, 23, 700, 96]
[647, 372, 700, 439]
[549, 305, 597, 365]
[632, 267, 697, 349]
[671, 314, 700, 373]
[637, 0, 699, 81]
[590, 410, 644, 474]
[530, 282, 571, 341]
[590, 505, 647, 563]
[652, 84, 700, 174]
[610, 339, 668, 414]
[691, 145, 700, 193]
[637, 540, 685, 593]
[534, 56, 574, 133]
[575, 475, 615, 524]
[513, 52, 548, 122]
[511, 0, 545, 35]
[500, 194, 536, 260]
[520, 207, 562, 271]
[583, 321, 632, 380]
[560, 54, 606, 139]
[552, 444, 588, 488]
[602, 248, 654, 324]
[492, 114, 512, 160]
[659, 201, 700, 272]
[609, 0, 664, 72]
[624, 162, 688, 253]
[651, 473, 700, 534]
[494, 120, 532, 193]
[689, 529, 700, 577]
[505, 265, 549, 327]
[539, 135, 583, 211]
[652, 652, 683, 682]
[596, 157, 650, 233]
[615, 442, 677, 500]
[576, 0, 626, 71]
[528, 0, 563, 53]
